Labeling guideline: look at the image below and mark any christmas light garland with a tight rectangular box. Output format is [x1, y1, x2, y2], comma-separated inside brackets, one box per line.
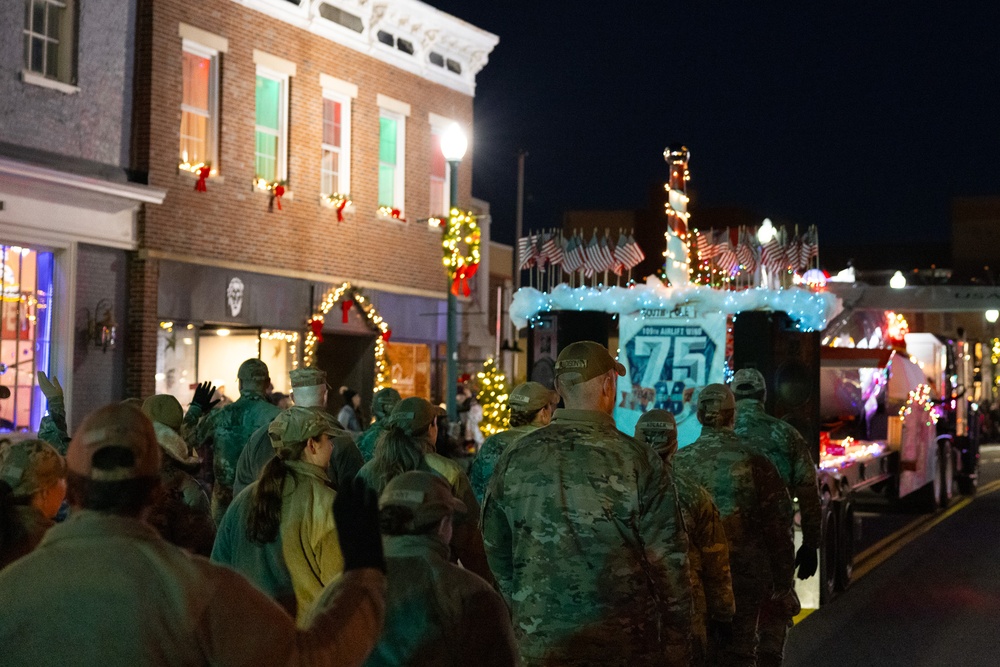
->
[442, 207, 481, 297]
[476, 358, 509, 438]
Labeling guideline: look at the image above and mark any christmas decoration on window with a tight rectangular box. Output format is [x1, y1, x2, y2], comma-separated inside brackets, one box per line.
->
[476, 358, 509, 438]
[323, 193, 352, 222]
[304, 283, 392, 391]
[254, 178, 288, 212]
[377, 205, 405, 221]
[442, 207, 481, 297]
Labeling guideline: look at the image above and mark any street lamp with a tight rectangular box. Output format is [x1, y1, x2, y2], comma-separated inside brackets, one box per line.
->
[889, 271, 907, 289]
[441, 123, 467, 422]
[757, 218, 776, 244]
[986, 310, 999, 324]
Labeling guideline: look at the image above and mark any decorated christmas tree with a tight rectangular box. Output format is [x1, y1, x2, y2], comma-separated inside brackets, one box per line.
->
[476, 358, 509, 438]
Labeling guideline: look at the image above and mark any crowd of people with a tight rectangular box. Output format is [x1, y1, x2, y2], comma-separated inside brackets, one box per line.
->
[0, 341, 821, 667]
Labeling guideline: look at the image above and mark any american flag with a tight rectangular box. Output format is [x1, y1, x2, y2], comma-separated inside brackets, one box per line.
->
[610, 233, 628, 275]
[736, 228, 757, 273]
[517, 234, 536, 270]
[716, 241, 739, 275]
[761, 237, 784, 274]
[596, 234, 615, 273]
[543, 231, 564, 269]
[582, 234, 600, 277]
[620, 233, 646, 269]
[562, 234, 583, 273]
[535, 233, 549, 269]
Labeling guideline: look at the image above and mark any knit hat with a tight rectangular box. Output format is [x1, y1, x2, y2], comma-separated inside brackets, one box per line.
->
[237, 358, 270, 382]
[386, 397, 444, 436]
[290, 367, 329, 388]
[372, 387, 402, 419]
[380, 471, 466, 532]
[142, 394, 184, 434]
[732, 368, 767, 399]
[635, 410, 679, 459]
[67, 404, 161, 481]
[0, 439, 66, 497]
[268, 406, 339, 451]
[554, 341, 625, 388]
[508, 382, 559, 412]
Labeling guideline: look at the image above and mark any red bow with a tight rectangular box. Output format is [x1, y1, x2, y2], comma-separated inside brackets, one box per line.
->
[269, 185, 285, 212]
[195, 166, 210, 192]
[308, 318, 324, 343]
[341, 299, 354, 323]
[450, 263, 480, 297]
[336, 198, 348, 222]
[381, 328, 392, 343]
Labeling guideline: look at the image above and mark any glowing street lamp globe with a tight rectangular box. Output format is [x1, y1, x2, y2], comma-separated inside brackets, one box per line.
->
[757, 218, 776, 244]
[889, 271, 907, 289]
[440, 123, 468, 162]
[986, 310, 999, 324]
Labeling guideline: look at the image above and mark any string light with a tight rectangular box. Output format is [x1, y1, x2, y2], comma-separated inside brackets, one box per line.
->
[898, 383, 939, 427]
[476, 358, 509, 438]
[442, 208, 481, 283]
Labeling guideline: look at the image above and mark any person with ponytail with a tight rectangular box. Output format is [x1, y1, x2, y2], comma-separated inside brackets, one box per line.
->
[357, 397, 495, 585]
[212, 406, 345, 624]
[0, 439, 67, 569]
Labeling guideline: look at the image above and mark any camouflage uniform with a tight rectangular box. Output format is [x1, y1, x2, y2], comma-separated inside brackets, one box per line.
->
[468, 424, 538, 504]
[735, 395, 821, 666]
[483, 408, 692, 666]
[674, 425, 794, 667]
[357, 388, 402, 463]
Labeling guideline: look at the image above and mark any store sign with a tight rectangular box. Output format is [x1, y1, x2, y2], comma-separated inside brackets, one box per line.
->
[614, 308, 727, 445]
[226, 277, 245, 317]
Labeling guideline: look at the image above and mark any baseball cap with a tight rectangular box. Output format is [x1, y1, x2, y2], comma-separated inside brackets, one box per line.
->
[237, 358, 270, 382]
[386, 397, 444, 435]
[554, 341, 626, 387]
[372, 387, 402, 419]
[732, 368, 767, 399]
[142, 394, 184, 434]
[0, 439, 66, 497]
[268, 406, 339, 451]
[67, 404, 162, 481]
[698, 383, 736, 417]
[290, 367, 329, 388]
[635, 409, 678, 441]
[508, 382, 559, 412]
[380, 471, 466, 532]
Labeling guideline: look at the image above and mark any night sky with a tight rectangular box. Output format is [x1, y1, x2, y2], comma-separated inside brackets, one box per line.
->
[431, 2, 1000, 247]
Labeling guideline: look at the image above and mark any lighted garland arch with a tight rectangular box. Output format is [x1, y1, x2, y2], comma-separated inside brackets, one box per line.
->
[304, 282, 393, 391]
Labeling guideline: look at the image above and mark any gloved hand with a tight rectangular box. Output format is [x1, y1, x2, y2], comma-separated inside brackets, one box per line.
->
[795, 545, 818, 580]
[333, 478, 386, 573]
[707, 618, 733, 645]
[191, 381, 220, 413]
[37, 372, 64, 401]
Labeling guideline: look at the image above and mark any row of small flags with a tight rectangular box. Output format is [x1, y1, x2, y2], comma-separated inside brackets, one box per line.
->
[517, 230, 646, 276]
[693, 226, 819, 275]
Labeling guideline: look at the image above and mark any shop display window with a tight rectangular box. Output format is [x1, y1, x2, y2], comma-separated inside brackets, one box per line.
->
[156, 321, 198, 408]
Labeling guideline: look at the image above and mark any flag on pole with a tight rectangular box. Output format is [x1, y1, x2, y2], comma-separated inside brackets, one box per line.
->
[736, 228, 757, 274]
[582, 233, 600, 277]
[761, 237, 783, 274]
[535, 233, 549, 270]
[542, 231, 563, 269]
[611, 233, 628, 275]
[517, 234, 536, 270]
[562, 234, 583, 273]
[621, 233, 646, 269]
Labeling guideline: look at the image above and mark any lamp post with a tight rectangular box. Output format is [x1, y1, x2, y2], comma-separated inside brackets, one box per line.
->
[441, 123, 468, 422]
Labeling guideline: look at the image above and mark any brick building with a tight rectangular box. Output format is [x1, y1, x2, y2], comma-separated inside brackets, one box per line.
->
[132, 0, 497, 412]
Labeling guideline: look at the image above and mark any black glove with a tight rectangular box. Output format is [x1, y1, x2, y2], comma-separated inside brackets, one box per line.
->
[795, 545, 818, 580]
[192, 381, 220, 413]
[707, 619, 733, 645]
[333, 478, 386, 573]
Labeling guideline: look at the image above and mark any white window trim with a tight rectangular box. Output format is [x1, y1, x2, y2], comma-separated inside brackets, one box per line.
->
[255, 66, 290, 183]
[376, 94, 410, 118]
[181, 39, 221, 171]
[20, 70, 79, 94]
[178, 23, 228, 53]
[320, 89, 352, 197]
[253, 50, 297, 77]
[319, 73, 357, 99]
[378, 108, 406, 214]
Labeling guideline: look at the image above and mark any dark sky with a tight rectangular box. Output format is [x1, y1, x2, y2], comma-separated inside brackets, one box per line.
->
[431, 2, 1000, 247]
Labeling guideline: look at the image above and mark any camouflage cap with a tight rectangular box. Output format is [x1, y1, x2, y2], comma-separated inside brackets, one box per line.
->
[554, 341, 626, 387]
[697, 383, 736, 424]
[635, 409, 679, 459]
[67, 404, 161, 482]
[268, 406, 338, 451]
[386, 397, 443, 435]
[289, 367, 328, 388]
[237, 358, 270, 381]
[0, 439, 66, 497]
[508, 382, 559, 412]
[142, 394, 184, 434]
[380, 470, 466, 531]
[732, 368, 767, 399]
[372, 387, 402, 419]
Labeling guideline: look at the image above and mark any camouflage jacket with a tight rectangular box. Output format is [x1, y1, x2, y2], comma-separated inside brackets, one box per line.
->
[734, 399, 821, 550]
[37, 397, 70, 455]
[673, 471, 735, 624]
[674, 426, 794, 595]
[195, 391, 281, 492]
[469, 424, 538, 504]
[483, 408, 692, 666]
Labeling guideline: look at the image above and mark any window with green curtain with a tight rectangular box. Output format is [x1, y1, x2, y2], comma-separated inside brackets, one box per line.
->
[255, 75, 281, 181]
[378, 115, 397, 206]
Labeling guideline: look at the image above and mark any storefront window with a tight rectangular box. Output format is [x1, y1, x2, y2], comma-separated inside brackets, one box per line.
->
[260, 330, 299, 395]
[0, 245, 54, 432]
[156, 321, 198, 407]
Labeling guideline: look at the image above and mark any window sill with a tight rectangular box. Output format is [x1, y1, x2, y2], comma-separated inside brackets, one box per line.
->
[178, 167, 225, 184]
[253, 182, 294, 201]
[21, 70, 80, 95]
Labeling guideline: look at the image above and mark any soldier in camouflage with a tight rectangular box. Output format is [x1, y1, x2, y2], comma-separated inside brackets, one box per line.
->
[732, 367, 821, 667]
[483, 341, 692, 666]
[469, 381, 558, 503]
[635, 409, 735, 666]
[191, 358, 281, 523]
[357, 387, 401, 463]
[674, 384, 796, 667]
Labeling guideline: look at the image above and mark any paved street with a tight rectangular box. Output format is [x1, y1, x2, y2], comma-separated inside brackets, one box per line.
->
[786, 446, 1000, 666]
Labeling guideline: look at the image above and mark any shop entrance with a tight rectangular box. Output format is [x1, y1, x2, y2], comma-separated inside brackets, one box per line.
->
[315, 333, 377, 420]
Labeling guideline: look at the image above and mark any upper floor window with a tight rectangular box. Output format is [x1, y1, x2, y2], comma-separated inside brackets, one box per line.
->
[321, 98, 343, 196]
[429, 131, 447, 220]
[23, 0, 76, 84]
[378, 111, 405, 210]
[255, 70, 289, 184]
[180, 42, 220, 174]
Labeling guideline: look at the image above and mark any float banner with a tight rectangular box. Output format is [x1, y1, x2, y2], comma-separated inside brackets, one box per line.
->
[614, 309, 727, 447]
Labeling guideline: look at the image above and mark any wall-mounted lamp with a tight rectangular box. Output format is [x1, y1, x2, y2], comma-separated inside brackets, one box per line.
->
[84, 299, 117, 352]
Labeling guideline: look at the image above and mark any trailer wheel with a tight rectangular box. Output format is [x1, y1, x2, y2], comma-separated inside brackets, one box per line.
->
[819, 491, 838, 605]
[835, 499, 855, 592]
[938, 443, 955, 509]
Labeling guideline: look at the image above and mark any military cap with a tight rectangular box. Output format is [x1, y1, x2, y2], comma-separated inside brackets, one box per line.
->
[289, 367, 328, 388]
[508, 382, 559, 412]
[380, 470, 466, 532]
[268, 406, 339, 451]
[68, 404, 161, 482]
[386, 397, 444, 435]
[0, 439, 66, 497]
[237, 358, 270, 381]
[372, 387, 402, 419]
[732, 368, 767, 399]
[142, 394, 184, 433]
[554, 341, 626, 387]
[698, 383, 736, 420]
[635, 409, 678, 440]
